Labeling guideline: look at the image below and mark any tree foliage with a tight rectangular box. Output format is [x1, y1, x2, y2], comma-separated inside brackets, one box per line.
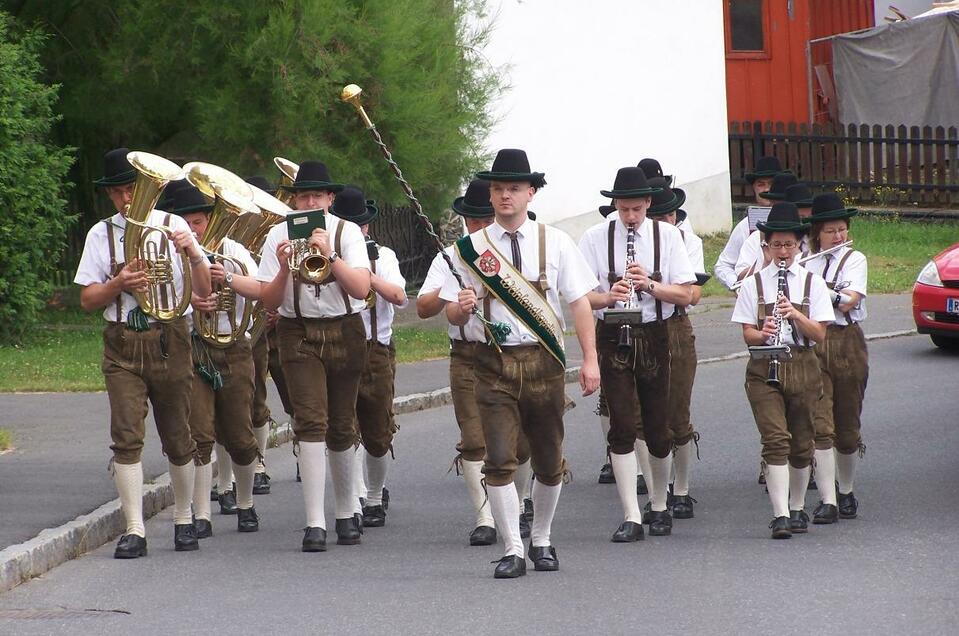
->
[0, 12, 75, 343]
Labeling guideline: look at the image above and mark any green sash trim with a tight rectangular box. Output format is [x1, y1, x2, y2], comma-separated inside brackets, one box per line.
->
[455, 229, 565, 365]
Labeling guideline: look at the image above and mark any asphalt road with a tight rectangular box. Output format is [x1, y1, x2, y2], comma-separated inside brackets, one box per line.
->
[1, 334, 956, 635]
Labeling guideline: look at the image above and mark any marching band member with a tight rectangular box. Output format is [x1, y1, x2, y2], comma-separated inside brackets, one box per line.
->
[731, 202, 834, 539]
[714, 156, 783, 289]
[330, 186, 407, 528]
[638, 157, 694, 235]
[804, 193, 869, 522]
[441, 150, 601, 578]
[579, 167, 695, 542]
[256, 160, 371, 552]
[74, 148, 211, 557]
[176, 183, 262, 537]
[734, 183, 814, 283]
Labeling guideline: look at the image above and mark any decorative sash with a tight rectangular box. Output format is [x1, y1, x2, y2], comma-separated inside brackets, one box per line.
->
[455, 228, 565, 365]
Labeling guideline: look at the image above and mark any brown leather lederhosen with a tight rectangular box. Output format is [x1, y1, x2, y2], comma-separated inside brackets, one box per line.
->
[666, 228, 697, 446]
[597, 219, 673, 458]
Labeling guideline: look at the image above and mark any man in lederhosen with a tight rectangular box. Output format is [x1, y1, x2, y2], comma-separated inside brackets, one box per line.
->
[804, 193, 869, 522]
[256, 160, 371, 551]
[441, 150, 601, 578]
[735, 182, 814, 282]
[417, 179, 534, 546]
[731, 202, 834, 539]
[329, 186, 407, 528]
[175, 183, 263, 537]
[579, 167, 695, 542]
[74, 148, 212, 557]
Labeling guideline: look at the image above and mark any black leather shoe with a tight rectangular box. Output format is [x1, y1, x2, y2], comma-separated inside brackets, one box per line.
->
[218, 488, 238, 515]
[789, 509, 809, 533]
[647, 511, 673, 536]
[838, 492, 859, 519]
[493, 555, 526, 579]
[636, 474, 648, 495]
[335, 517, 361, 545]
[611, 521, 644, 543]
[769, 516, 792, 539]
[237, 507, 259, 532]
[114, 534, 147, 559]
[519, 514, 531, 539]
[598, 462, 615, 484]
[523, 497, 534, 523]
[302, 526, 327, 552]
[354, 512, 365, 534]
[252, 472, 271, 495]
[642, 501, 653, 524]
[529, 544, 559, 571]
[210, 487, 218, 502]
[382, 487, 390, 511]
[469, 525, 497, 546]
[808, 474, 817, 490]
[195, 518, 213, 539]
[671, 494, 696, 519]
[174, 523, 199, 551]
[813, 502, 838, 524]
[362, 505, 386, 527]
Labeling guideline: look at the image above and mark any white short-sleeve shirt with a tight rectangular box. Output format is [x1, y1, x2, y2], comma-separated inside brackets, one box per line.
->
[578, 216, 696, 322]
[255, 213, 371, 318]
[202, 238, 258, 338]
[734, 231, 809, 280]
[419, 247, 486, 342]
[74, 210, 206, 323]
[803, 246, 868, 325]
[363, 244, 407, 345]
[714, 216, 752, 289]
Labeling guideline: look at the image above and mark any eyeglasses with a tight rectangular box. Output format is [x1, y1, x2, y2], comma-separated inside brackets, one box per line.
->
[763, 241, 798, 250]
[821, 228, 848, 236]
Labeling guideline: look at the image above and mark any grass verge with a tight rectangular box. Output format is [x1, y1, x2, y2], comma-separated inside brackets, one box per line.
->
[393, 326, 450, 364]
[0, 429, 12, 452]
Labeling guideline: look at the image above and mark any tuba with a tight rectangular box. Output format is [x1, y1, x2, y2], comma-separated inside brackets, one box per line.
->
[273, 157, 298, 207]
[239, 183, 290, 343]
[185, 162, 258, 347]
[123, 151, 190, 322]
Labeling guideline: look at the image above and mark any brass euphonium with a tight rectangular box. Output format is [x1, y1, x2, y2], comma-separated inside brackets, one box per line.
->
[185, 163, 258, 347]
[238, 184, 290, 343]
[273, 157, 298, 207]
[123, 151, 191, 322]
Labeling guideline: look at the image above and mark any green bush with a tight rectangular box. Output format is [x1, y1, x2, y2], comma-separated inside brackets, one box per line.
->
[0, 13, 75, 343]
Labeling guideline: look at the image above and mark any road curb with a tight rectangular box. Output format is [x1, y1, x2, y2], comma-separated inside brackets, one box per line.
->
[0, 327, 918, 594]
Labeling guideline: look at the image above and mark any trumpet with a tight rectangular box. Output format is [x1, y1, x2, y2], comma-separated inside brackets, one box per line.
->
[288, 227, 333, 285]
[123, 151, 190, 322]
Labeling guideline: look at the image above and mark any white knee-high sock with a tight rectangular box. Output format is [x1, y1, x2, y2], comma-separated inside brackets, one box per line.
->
[114, 462, 145, 537]
[233, 460, 256, 510]
[673, 441, 693, 496]
[253, 425, 268, 473]
[648, 454, 673, 512]
[365, 452, 390, 506]
[193, 462, 213, 521]
[487, 484, 523, 557]
[462, 460, 494, 528]
[635, 440, 652, 483]
[327, 449, 356, 520]
[765, 464, 790, 518]
[169, 461, 196, 525]
[814, 449, 837, 506]
[530, 480, 561, 547]
[351, 447, 366, 514]
[610, 452, 642, 523]
[298, 441, 327, 529]
[215, 443, 233, 490]
[514, 459, 533, 503]
[836, 451, 859, 494]
[788, 465, 811, 511]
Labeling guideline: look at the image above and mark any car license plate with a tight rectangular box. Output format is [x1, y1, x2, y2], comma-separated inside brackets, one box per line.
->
[948, 298, 959, 314]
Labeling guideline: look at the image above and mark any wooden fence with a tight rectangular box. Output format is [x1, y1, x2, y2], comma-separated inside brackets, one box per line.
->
[729, 121, 959, 207]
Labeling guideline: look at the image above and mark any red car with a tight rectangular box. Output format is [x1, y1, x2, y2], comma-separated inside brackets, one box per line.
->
[913, 242, 959, 349]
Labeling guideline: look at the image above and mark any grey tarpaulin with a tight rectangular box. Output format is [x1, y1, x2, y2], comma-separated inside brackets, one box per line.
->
[833, 10, 959, 127]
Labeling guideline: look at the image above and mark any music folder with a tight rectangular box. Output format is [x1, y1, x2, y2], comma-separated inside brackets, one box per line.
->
[287, 208, 326, 240]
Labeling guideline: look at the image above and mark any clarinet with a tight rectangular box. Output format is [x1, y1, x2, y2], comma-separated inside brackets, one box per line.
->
[766, 259, 791, 387]
[617, 224, 639, 355]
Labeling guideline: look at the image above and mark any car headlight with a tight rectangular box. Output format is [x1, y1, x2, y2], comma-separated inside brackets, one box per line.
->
[917, 260, 943, 287]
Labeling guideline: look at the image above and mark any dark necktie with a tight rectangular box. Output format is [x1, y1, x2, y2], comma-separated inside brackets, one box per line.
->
[507, 231, 522, 271]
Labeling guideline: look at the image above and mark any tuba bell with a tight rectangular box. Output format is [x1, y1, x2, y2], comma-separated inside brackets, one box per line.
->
[273, 157, 299, 207]
[123, 151, 190, 322]
[238, 183, 290, 343]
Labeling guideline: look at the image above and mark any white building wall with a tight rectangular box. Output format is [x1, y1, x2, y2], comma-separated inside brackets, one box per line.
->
[477, 0, 731, 239]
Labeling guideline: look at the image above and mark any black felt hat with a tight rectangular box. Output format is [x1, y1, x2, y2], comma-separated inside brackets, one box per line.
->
[170, 183, 214, 216]
[676, 209, 688, 224]
[810, 192, 858, 221]
[330, 186, 378, 225]
[278, 160, 344, 193]
[744, 155, 784, 184]
[646, 177, 687, 216]
[756, 201, 809, 234]
[475, 149, 546, 189]
[600, 167, 662, 199]
[451, 179, 494, 218]
[94, 148, 137, 187]
[157, 179, 190, 213]
[638, 158, 673, 185]
[760, 172, 798, 201]
[527, 210, 537, 221]
[245, 175, 277, 195]
[599, 201, 616, 218]
[784, 183, 814, 208]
